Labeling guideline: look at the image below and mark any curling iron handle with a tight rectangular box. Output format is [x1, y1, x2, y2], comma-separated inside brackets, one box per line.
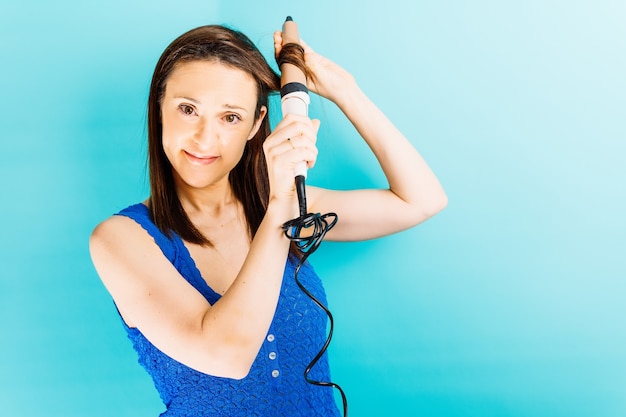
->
[281, 92, 309, 178]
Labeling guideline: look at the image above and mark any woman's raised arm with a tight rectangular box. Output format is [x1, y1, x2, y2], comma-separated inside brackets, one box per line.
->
[284, 37, 448, 241]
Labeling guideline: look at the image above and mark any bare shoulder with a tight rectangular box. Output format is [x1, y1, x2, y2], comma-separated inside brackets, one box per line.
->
[90, 200, 149, 239]
[89, 216, 132, 242]
[89, 215, 159, 318]
[89, 211, 209, 333]
[89, 213, 166, 284]
[91, 214, 139, 246]
[89, 211, 163, 261]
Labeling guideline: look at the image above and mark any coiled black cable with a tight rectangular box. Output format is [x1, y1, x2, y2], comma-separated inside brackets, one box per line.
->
[282, 175, 348, 417]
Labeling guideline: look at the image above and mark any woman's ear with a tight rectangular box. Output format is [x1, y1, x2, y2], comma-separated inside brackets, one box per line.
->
[247, 105, 268, 140]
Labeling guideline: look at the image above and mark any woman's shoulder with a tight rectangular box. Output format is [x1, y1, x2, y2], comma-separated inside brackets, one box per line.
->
[90, 213, 147, 255]
[90, 202, 152, 249]
[90, 200, 181, 269]
[114, 201, 151, 220]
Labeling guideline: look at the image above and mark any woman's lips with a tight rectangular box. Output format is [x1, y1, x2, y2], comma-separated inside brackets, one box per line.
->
[184, 151, 219, 165]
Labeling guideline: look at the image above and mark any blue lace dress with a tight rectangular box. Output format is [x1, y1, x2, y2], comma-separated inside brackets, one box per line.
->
[115, 203, 340, 417]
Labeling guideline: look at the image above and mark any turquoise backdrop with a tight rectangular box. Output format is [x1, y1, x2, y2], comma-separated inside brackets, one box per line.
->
[1, 1, 624, 416]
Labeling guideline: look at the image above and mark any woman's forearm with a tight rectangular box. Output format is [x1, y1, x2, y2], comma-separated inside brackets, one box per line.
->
[335, 83, 448, 216]
[201, 202, 292, 378]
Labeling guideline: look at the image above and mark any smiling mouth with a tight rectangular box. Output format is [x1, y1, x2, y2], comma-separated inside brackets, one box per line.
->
[184, 151, 219, 165]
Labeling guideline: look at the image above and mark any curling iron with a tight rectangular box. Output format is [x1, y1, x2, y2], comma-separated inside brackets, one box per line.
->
[277, 16, 347, 417]
[279, 16, 310, 216]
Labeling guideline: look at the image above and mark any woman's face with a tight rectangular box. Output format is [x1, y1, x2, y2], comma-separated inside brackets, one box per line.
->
[161, 60, 266, 192]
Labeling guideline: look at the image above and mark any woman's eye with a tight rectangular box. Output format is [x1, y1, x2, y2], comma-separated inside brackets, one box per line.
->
[179, 104, 196, 116]
[224, 114, 240, 124]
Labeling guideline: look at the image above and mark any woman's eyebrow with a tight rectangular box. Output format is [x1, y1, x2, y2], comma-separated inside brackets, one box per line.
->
[173, 95, 200, 104]
[172, 96, 248, 113]
[222, 103, 249, 113]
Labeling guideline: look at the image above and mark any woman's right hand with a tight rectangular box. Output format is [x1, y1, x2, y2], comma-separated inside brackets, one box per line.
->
[262, 113, 320, 217]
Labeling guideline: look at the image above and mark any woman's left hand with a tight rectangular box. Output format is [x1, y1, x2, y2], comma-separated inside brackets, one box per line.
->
[273, 31, 356, 104]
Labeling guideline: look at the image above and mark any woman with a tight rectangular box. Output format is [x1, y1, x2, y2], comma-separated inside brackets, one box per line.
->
[90, 23, 447, 416]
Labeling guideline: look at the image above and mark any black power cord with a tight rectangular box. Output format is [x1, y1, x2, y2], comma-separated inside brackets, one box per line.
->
[282, 175, 348, 417]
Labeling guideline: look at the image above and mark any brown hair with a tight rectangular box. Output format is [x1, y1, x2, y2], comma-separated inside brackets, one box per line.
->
[147, 25, 280, 245]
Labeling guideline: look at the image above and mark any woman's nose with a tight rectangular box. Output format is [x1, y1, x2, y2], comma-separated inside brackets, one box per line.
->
[193, 119, 217, 146]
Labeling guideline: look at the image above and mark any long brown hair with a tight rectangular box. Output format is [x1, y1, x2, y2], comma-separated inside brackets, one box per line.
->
[147, 25, 280, 245]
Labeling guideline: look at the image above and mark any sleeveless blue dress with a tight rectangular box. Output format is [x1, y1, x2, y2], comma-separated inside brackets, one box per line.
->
[115, 203, 341, 417]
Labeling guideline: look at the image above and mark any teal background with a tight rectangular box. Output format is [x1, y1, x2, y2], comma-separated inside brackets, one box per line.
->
[1, 0, 624, 416]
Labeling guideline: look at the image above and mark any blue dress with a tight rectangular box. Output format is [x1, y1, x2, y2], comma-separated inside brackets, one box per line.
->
[115, 203, 341, 417]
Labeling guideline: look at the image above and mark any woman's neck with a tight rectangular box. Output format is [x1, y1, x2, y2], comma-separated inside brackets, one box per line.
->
[176, 177, 236, 218]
